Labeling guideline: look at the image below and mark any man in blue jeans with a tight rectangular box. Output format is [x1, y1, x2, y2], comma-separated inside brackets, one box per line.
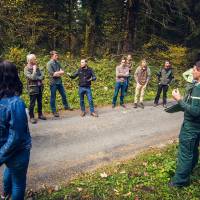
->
[67, 59, 98, 117]
[47, 51, 72, 117]
[112, 57, 129, 108]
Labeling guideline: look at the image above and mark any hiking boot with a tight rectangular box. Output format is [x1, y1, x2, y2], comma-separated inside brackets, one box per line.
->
[80, 111, 86, 117]
[112, 104, 116, 108]
[38, 114, 47, 120]
[64, 107, 73, 111]
[30, 118, 37, 124]
[154, 103, 158, 107]
[139, 102, 144, 109]
[120, 104, 126, 108]
[133, 103, 137, 108]
[53, 112, 59, 117]
[91, 112, 98, 117]
[163, 104, 167, 108]
[168, 181, 189, 188]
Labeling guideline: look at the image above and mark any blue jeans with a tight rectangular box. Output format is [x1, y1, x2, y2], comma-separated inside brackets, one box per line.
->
[79, 87, 94, 113]
[50, 83, 69, 113]
[125, 76, 130, 95]
[3, 149, 30, 200]
[112, 82, 126, 105]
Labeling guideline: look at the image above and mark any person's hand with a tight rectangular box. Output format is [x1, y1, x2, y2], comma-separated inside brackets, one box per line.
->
[172, 88, 182, 101]
[33, 65, 37, 72]
[87, 77, 92, 82]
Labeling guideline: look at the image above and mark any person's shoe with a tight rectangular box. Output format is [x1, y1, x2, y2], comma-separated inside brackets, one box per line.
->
[112, 104, 116, 108]
[120, 104, 126, 108]
[53, 112, 59, 117]
[38, 114, 47, 120]
[30, 118, 37, 124]
[80, 111, 86, 117]
[154, 103, 158, 107]
[64, 107, 73, 111]
[139, 102, 144, 109]
[163, 104, 167, 108]
[1, 193, 10, 200]
[91, 112, 98, 117]
[133, 103, 137, 108]
[168, 181, 189, 188]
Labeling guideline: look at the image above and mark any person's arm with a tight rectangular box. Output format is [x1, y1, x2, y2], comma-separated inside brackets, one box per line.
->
[37, 68, 44, 80]
[90, 69, 97, 81]
[156, 69, 161, 82]
[24, 66, 37, 80]
[172, 88, 200, 117]
[68, 70, 79, 79]
[47, 62, 62, 77]
[168, 70, 174, 85]
[134, 67, 139, 83]
[0, 99, 29, 165]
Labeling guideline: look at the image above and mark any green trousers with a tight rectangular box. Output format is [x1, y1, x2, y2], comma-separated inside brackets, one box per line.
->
[172, 122, 200, 186]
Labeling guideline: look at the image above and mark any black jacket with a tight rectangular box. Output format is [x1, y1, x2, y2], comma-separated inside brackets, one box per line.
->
[157, 67, 174, 85]
[70, 66, 96, 87]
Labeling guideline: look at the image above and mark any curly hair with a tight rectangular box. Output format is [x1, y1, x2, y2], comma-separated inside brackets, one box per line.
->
[0, 61, 23, 99]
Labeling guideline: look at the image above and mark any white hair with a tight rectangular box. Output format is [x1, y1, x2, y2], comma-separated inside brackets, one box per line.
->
[27, 54, 36, 63]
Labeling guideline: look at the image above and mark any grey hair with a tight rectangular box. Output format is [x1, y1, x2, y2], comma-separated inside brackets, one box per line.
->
[27, 54, 36, 63]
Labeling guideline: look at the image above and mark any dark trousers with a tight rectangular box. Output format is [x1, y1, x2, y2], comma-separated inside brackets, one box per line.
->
[50, 83, 69, 113]
[112, 82, 126, 105]
[79, 87, 94, 113]
[29, 87, 43, 118]
[172, 122, 200, 186]
[154, 84, 169, 105]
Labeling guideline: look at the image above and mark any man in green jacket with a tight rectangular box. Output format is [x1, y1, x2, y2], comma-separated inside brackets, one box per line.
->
[170, 61, 200, 187]
[24, 54, 46, 124]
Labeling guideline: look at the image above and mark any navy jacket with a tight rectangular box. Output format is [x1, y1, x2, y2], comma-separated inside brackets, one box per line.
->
[0, 96, 31, 165]
[70, 66, 96, 87]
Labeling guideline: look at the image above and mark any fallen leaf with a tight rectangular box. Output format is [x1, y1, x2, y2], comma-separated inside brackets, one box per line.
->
[100, 172, 108, 178]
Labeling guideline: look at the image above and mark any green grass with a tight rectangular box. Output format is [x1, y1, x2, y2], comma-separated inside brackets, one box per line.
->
[32, 144, 200, 200]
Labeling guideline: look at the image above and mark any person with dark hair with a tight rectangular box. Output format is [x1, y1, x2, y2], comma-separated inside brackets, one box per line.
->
[24, 54, 46, 124]
[47, 50, 72, 117]
[170, 61, 200, 187]
[0, 61, 31, 199]
[112, 57, 129, 108]
[154, 61, 174, 108]
[67, 59, 98, 117]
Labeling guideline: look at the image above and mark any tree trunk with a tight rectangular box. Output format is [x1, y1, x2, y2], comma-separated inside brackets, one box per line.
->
[123, 0, 140, 53]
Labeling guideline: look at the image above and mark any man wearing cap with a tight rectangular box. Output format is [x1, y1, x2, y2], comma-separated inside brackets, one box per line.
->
[47, 50, 72, 117]
[170, 61, 200, 187]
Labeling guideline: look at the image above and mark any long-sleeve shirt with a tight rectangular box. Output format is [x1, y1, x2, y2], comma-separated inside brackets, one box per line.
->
[182, 68, 193, 83]
[116, 65, 129, 82]
[47, 60, 63, 85]
[178, 83, 200, 128]
[157, 67, 174, 85]
[134, 66, 151, 85]
[70, 66, 96, 87]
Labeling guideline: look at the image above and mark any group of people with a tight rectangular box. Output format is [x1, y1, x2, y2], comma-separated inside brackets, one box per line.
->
[0, 53, 200, 199]
[112, 55, 174, 109]
[24, 51, 98, 124]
